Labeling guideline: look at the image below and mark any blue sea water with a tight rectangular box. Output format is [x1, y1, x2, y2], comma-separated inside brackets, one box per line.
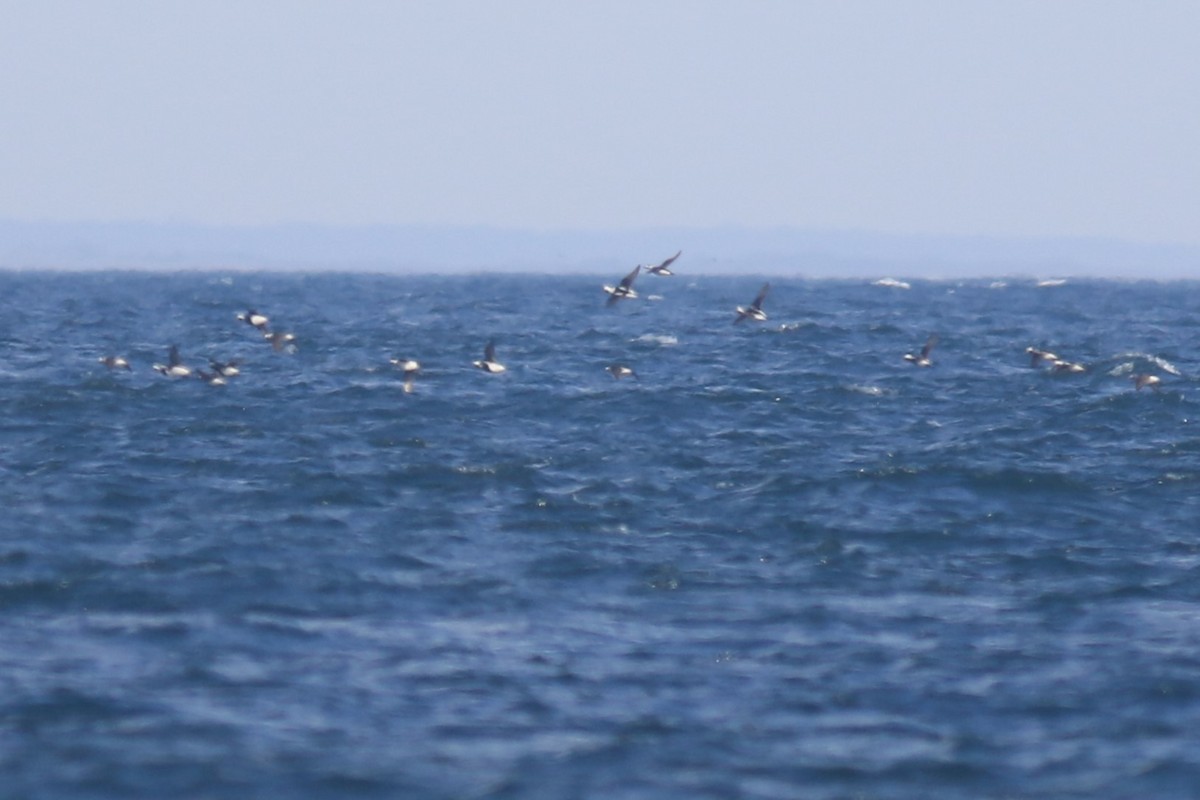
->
[2, 270, 1200, 799]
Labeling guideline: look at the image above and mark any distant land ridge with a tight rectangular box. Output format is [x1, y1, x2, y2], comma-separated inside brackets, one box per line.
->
[1, 219, 1196, 278]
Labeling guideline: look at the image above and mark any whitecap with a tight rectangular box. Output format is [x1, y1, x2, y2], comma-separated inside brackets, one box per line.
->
[844, 384, 888, 397]
[1109, 353, 1181, 376]
[1152, 356, 1183, 376]
[873, 277, 911, 289]
[647, 294, 664, 301]
[454, 464, 497, 476]
[634, 333, 678, 347]
[989, 281, 1008, 289]
[1037, 278, 1067, 287]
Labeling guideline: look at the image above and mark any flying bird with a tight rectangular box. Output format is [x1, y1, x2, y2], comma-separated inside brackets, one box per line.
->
[904, 334, 939, 367]
[99, 355, 131, 371]
[1050, 359, 1086, 374]
[644, 250, 681, 277]
[209, 359, 241, 377]
[1025, 346, 1059, 368]
[472, 340, 506, 373]
[152, 345, 192, 377]
[604, 265, 641, 306]
[390, 357, 421, 393]
[734, 283, 770, 324]
[236, 309, 270, 331]
[1133, 374, 1162, 391]
[606, 364, 637, 380]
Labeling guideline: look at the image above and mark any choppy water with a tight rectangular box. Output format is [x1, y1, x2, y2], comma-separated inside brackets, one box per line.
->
[2, 270, 1200, 799]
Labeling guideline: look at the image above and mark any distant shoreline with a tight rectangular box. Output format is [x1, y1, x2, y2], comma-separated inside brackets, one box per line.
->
[4, 269, 1197, 287]
[1, 220, 1197, 278]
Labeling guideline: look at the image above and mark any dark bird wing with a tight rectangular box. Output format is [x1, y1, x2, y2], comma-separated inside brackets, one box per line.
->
[168, 345, 182, 367]
[484, 340, 497, 363]
[653, 250, 682, 270]
[606, 265, 641, 306]
[619, 265, 641, 290]
[921, 334, 939, 359]
[751, 283, 771, 311]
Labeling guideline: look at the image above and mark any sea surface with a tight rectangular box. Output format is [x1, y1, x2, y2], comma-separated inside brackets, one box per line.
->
[2, 270, 1200, 799]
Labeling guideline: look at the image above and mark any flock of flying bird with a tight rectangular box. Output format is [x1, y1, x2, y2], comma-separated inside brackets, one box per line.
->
[98, 307, 297, 387]
[96, 249, 1169, 393]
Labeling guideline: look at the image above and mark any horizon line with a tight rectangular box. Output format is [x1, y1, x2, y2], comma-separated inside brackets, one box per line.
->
[2, 218, 1197, 278]
[4, 216, 1200, 249]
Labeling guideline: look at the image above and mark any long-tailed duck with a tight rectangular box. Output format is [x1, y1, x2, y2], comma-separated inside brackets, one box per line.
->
[734, 283, 770, 324]
[1133, 374, 1162, 391]
[606, 364, 637, 380]
[1051, 359, 1086, 374]
[236, 309, 270, 331]
[1026, 346, 1059, 367]
[604, 265, 641, 306]
[644, 250, 681, 276]
[904, 334, 939, 367]
[473, 341, 506, 373]
[152, 345, 192, 377]
[209, 359, 241, 377]
[99, 355, 131, 371]
[390, 358, 421, 392]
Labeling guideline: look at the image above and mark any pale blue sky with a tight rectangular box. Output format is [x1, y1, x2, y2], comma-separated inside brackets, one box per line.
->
[3, 1, 1199, 246]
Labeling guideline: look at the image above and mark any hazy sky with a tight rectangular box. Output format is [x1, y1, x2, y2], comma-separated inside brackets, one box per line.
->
[3, 1, 1199, 245]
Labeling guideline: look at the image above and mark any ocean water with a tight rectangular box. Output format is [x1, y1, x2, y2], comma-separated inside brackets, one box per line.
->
[2, 270, 1200, 799]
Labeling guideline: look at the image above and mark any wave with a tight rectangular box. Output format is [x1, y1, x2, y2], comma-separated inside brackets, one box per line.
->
[3, 271, 1200, 800]
[633, 333, 679, 346]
